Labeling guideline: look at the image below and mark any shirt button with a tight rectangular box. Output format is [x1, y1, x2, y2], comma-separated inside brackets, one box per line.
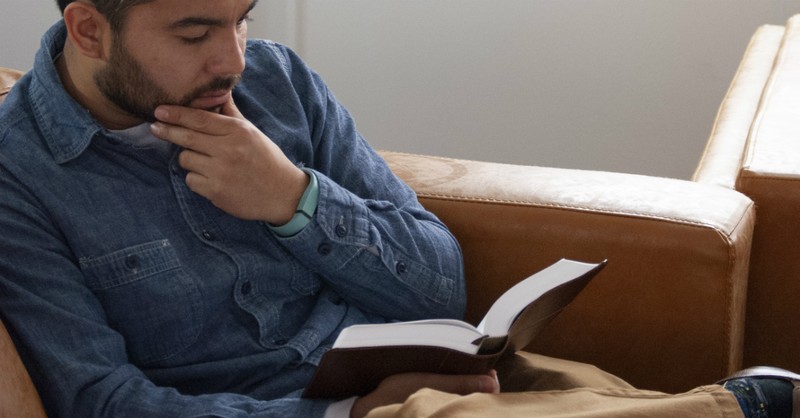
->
[201, 230, 215, 241]
[125, 255, 140, 270]
[241, 281, 252, 295]
[335, 224, 348, 237]
[395, 261, 408, 274]
[317, 243, 332, 256]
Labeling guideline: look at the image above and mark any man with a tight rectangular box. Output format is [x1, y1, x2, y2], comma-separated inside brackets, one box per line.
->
[0, 1, 796, 417]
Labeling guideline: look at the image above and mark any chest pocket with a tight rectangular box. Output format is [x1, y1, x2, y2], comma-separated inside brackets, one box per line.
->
[79, 239, 204, 366]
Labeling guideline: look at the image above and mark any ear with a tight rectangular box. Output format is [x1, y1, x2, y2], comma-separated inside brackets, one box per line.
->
[62, 1, 113, 60]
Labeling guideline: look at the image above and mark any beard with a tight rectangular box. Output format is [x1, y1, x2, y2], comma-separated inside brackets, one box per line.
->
[94, 36, 242, 123]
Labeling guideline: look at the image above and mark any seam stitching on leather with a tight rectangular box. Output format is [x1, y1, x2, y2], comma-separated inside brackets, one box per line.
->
[417, 193, 722, 230]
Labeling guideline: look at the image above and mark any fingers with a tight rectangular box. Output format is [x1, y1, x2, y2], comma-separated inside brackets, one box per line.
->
[151, 98, 248, 151]
[382, 371, 500, 396]
[150, 121, 210, 152]
[419, 372, 500, 395]
[153, 104, 238, 137]
[184, 171, 210, 198]
[221, 95, 245, 119]
[177, 148, 213, 176]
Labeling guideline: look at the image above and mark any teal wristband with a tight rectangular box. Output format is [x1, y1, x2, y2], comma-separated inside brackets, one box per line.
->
[269, 168, 319, 237]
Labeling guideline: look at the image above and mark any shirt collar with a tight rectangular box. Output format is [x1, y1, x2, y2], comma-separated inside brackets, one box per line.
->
[29, 20, 104, 164]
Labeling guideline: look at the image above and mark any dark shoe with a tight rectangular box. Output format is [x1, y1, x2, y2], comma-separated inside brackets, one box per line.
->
[718, 366, 800, 418]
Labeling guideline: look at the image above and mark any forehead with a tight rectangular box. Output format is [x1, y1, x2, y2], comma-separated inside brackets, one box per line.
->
[125, 0, 257, 29]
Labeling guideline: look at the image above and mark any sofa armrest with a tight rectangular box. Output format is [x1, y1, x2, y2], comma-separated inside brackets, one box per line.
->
[381, 150, 754, 393]
[0, 319, 46, 417]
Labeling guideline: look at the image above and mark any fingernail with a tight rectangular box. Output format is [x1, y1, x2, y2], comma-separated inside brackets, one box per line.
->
[154, 107, 168, 120]
[150, 122, 163, 135]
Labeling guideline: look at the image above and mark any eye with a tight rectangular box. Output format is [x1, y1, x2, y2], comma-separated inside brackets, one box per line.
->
[237, 14, 253, 28]
[181, 31, 210, 45]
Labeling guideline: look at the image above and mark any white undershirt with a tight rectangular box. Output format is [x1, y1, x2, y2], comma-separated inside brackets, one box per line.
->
[110, 123, 173, 158]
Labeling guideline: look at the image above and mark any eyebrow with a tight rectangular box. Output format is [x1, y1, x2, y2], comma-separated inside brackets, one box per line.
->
[169, 0, 258, 29]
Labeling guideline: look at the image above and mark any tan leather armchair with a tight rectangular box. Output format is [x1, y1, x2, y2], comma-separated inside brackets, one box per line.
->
[379, 152, 753, 393]
[0, 42, 756, 414]
[0, 67, 23, 100]
[694, 15, 800, 373]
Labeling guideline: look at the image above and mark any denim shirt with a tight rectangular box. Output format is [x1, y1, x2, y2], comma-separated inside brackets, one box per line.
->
[0, 21, 465, 418]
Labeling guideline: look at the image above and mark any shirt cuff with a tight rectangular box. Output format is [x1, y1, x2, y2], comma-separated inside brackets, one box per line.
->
[324, 397, 357, 418]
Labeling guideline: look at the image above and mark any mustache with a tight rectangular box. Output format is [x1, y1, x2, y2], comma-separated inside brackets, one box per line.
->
[182, 75, 243, 105]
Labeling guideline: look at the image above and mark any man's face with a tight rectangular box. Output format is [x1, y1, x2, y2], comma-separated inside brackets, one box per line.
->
[93, 0, 255, 122]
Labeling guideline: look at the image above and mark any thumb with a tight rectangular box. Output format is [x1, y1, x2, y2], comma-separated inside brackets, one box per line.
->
[221, 95, 245, 119]
[414, 372, 500, 395]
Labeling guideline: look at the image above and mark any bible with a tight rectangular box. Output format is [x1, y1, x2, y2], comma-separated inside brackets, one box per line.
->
[302, 258, 607, 399]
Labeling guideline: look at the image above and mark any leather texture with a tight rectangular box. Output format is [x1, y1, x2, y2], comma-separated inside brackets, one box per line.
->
[694, 15, 800, 372]
[0, 318, 46, 417]
[0, 67, 23, 103]
[381, 150, 755, 393]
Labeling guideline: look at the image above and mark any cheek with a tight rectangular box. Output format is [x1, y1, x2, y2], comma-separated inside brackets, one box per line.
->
[147, 55, 204, 95]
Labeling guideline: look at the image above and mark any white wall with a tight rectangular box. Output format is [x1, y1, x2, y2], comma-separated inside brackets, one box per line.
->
[4, 1, 800, 178]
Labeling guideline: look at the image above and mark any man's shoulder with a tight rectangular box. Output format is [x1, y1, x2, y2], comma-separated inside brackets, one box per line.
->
[244, 39, 315, 77]
[245, 39, 291, 68]
[0, 73, 53, 168]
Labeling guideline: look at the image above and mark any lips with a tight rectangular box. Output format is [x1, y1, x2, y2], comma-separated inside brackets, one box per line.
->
[190, 90, 232, 111]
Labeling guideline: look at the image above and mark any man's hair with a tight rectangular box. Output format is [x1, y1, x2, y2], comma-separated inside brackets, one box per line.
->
[56, 0, 154, 31]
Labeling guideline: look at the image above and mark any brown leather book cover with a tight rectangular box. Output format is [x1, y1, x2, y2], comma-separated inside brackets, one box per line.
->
[302, 342, 508, 399]
[302, 259, 606, 399]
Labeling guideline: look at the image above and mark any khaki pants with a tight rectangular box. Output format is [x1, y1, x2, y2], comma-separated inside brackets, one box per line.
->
[367, 352, 743, 418]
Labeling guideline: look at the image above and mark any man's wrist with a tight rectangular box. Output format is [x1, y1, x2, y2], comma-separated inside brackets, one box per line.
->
[268, 168, 319, 237]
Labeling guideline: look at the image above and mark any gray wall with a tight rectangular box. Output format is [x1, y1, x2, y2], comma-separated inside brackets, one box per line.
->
[4, 1, 800, 178]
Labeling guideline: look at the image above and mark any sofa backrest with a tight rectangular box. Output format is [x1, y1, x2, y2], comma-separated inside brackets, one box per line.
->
[694, 15, 800, 371]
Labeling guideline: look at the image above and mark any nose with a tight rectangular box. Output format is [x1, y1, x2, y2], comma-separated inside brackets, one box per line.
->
[207, 28, 246, 76]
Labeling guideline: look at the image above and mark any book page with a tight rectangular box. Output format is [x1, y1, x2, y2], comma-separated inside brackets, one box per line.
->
[332, 319, 485, 354]
[477, 259, 603, 337]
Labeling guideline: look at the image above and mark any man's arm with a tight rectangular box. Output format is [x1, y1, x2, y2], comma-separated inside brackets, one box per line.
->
[151, 56, 466, 322]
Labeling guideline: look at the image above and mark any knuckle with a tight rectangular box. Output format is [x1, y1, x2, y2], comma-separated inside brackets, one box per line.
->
[193, 114, 211, 131]
[178, 131, 196, 149]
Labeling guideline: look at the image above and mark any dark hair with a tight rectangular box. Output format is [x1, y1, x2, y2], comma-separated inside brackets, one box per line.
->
[57, 0, 154, 31]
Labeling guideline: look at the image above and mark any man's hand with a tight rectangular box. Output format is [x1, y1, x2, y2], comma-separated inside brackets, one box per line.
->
[150, 98, 308, 224]
[351, 370, 500, 418]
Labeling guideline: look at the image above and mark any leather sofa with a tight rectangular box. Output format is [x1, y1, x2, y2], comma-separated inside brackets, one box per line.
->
[3, 14, 793, 413]
[694, 15, 800, 373]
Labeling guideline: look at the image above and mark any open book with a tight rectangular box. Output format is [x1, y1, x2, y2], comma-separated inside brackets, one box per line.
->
[302, 258, 607, 399]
